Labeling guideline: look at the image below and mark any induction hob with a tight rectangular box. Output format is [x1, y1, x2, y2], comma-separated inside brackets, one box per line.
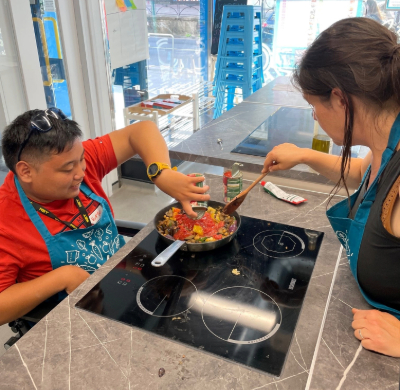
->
[76, 216, 323, 377]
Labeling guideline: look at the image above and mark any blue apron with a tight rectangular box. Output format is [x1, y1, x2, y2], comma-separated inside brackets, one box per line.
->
[326, 114, 400, 318]
[15, 178, 125, 274]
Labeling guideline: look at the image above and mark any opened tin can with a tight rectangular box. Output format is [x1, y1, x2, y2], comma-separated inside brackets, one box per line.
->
[223, 163, 243, 203]
[187, 173, 208, 208]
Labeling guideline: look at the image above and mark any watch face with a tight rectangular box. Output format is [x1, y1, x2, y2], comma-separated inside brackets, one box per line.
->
[148, 163, 159, 176]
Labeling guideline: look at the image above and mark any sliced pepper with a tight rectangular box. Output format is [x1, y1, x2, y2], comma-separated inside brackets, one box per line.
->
[193, 225, 204, 236]
[207, 207, 216, 215]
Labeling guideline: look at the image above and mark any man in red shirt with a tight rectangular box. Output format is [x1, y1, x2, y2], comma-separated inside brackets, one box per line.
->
[0, 108, 209, 325]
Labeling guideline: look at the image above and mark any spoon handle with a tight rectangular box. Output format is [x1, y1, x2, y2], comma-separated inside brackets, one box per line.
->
[242, 173, 268, 196]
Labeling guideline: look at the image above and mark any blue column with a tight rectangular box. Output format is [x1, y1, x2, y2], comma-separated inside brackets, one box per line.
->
[200, 0, 208, 81]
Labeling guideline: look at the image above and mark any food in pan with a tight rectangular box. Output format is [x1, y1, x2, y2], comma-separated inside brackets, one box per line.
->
[157, 206, 237, 243]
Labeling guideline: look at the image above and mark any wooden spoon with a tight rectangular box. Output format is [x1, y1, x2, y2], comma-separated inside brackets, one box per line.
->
[223, 172, 268, 215]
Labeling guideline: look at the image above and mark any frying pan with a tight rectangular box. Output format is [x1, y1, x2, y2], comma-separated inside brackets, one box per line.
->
[151, 200, 241, 267]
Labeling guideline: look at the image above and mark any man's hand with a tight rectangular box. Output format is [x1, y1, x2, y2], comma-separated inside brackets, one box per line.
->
[153, 169, 210, 217]
[352, 308, 400, 357]
[62, 265, 90, 294]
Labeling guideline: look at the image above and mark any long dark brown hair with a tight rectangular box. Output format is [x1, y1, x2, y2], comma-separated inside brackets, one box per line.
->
[292, 17, 400, 200]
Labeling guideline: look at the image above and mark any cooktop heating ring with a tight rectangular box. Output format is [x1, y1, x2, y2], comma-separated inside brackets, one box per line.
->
[136, 275, 198, 318]
[201, 286, 282, 345]
[253, 230, 305, 258]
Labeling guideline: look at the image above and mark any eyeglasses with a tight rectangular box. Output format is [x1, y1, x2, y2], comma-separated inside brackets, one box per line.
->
[17, 107, 68, 162]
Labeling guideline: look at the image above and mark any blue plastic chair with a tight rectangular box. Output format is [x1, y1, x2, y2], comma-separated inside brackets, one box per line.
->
[213, 6, 263, 119]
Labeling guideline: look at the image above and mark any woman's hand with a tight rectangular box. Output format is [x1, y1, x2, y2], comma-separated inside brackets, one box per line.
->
[352, 308, 400, 357]
[153, 169, 210, 217]
[262, 143, 307, 174]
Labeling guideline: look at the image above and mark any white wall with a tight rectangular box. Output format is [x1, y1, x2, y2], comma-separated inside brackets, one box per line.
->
[0, 0, 28, 131]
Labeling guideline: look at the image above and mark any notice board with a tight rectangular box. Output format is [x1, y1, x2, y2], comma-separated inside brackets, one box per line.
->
[104, 0, 149, 70]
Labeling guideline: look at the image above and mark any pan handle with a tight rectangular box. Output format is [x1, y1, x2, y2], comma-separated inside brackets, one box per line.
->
[151, 240, 186, 267]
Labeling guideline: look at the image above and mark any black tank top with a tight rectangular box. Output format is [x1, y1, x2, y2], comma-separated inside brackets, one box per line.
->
[357, 150, 400, 311]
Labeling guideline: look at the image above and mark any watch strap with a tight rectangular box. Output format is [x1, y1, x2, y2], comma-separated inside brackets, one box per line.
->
[147, 162, 177, 181]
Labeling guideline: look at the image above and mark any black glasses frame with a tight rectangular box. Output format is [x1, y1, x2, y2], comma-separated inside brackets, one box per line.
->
[17, 107, 68, 162]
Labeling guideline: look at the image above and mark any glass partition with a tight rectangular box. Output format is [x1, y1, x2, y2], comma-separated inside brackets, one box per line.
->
[147, 0, 206, 94]
[30, 1, 72, 117]
[105, 0, 211, 130]
[263, 0, 400, 83]
[103, 0, 400, 131]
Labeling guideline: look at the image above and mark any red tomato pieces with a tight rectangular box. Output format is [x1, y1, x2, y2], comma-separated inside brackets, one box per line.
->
[173, 212, 224, 241]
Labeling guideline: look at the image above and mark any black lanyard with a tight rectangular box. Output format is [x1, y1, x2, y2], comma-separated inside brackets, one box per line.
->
[30, 196, 92, 230]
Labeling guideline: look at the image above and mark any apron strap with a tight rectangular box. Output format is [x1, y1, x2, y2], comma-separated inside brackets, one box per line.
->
[79, 182, 94, 197]
[15, 179, 95, 239]
[386, 113, 400, 151]
[14, 177, 53, 241]
[364, 113, 400, 202]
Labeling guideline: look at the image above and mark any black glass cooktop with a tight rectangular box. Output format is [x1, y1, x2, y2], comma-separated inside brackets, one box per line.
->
[76, 216, 323, 377]
[232, 106, 317, 157]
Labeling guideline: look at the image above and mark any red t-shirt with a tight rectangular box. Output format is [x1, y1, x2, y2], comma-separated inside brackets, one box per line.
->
[0, 135, 118, 293]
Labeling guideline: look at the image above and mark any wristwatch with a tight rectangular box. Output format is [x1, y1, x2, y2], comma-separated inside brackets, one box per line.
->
[147, 162, 177, 181]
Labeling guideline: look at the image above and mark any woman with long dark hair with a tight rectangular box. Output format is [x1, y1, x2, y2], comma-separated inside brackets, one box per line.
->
[263, 17, 400, 357]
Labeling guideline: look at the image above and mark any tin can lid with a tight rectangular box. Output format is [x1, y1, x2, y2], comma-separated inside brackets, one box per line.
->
[231, 163, 243, 178]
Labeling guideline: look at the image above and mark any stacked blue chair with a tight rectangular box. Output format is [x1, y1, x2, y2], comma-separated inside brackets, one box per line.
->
[213, 5, 263, 119]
